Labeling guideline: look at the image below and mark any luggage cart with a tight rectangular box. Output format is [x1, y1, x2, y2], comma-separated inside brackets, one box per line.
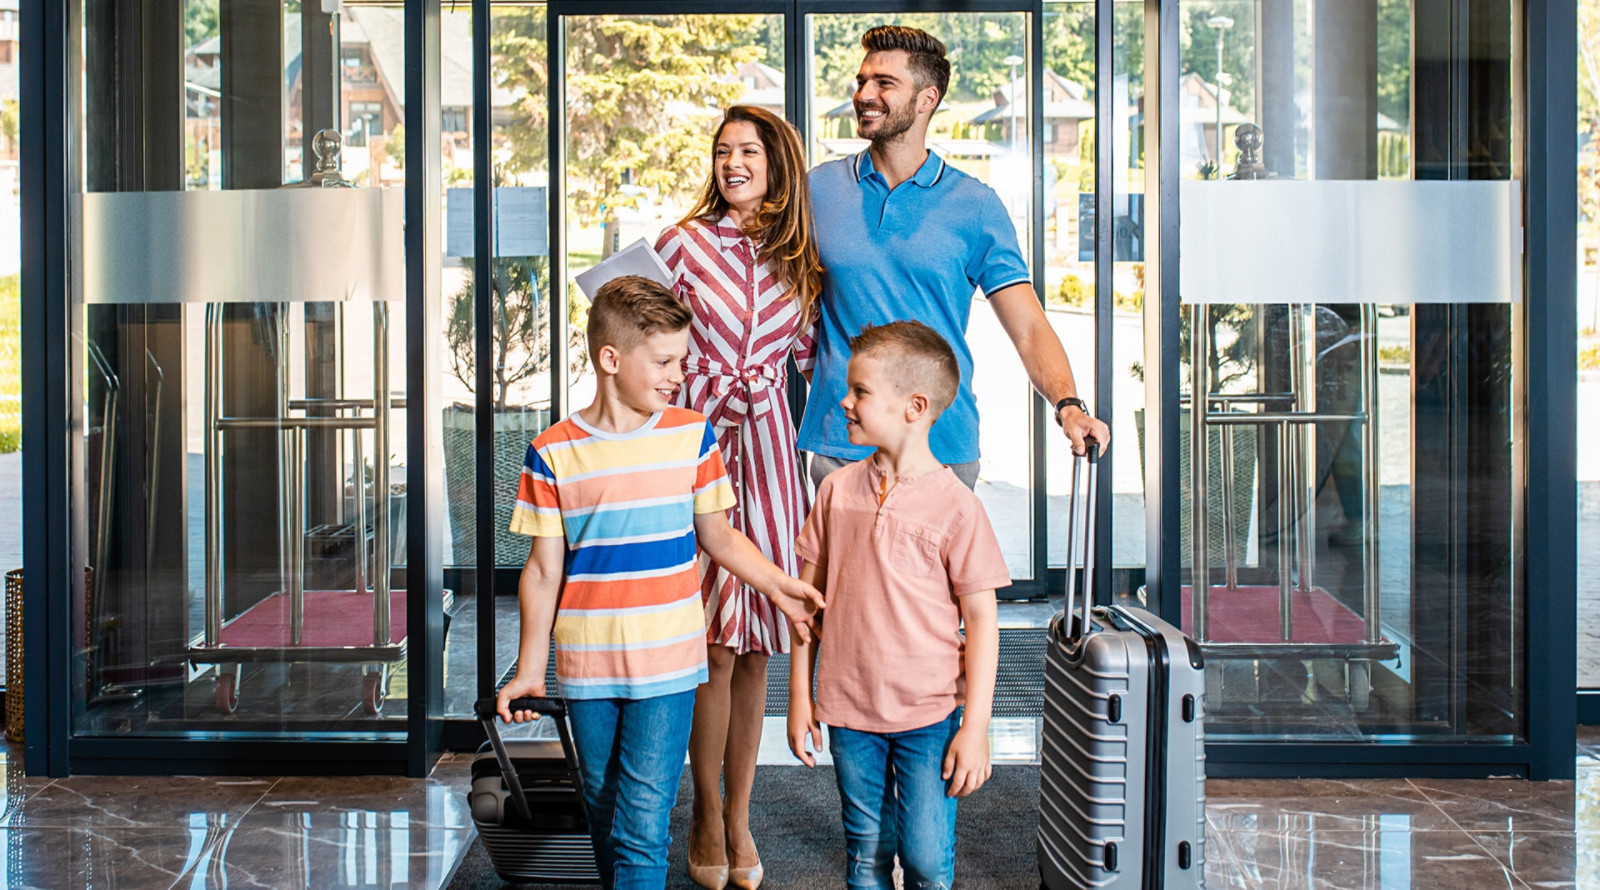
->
[1182, 303, 1399, 711]
[188, 300, 409, 716]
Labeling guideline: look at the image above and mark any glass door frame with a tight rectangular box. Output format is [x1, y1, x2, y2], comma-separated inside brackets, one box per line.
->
[20, 0, 1578, 779]
[787, 0, 1055, 601]
[19, 0, 450, 778]
[1136, 0, 1579, 779]
[443, 0, 1062, 753]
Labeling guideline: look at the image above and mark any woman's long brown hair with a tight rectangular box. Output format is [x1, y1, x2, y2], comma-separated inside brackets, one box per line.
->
[678, 105, 824, 326]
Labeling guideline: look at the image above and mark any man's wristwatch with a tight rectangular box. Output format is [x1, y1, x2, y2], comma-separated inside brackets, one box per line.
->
[1053, 396, 1089, 426]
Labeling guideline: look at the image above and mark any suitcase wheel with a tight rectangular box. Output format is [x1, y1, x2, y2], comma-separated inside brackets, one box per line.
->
[362, 671, 386, 715]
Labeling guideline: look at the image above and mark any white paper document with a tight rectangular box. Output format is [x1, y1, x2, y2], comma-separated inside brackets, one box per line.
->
[573, 238, 674, 300]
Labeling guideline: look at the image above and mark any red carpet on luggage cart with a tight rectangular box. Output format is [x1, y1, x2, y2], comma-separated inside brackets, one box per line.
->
[1178, 585, 1369, 643]
[218, 589, 408, 648]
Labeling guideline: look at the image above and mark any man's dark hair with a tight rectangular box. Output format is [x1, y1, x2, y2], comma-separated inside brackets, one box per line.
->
[860, 26, 951, 105]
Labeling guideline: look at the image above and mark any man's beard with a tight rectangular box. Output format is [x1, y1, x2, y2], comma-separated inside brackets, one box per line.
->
[855, 95, 917, 147]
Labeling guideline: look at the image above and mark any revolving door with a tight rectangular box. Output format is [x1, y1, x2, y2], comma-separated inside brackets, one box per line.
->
[1157, 0, 1530, 748]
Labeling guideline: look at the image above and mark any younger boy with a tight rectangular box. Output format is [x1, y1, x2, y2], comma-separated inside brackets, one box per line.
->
[787, 321, 1009, 890]
[497, 275, 822, 890]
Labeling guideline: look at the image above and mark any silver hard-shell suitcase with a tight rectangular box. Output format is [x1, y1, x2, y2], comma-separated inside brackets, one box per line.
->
[469, 696, 601, 885]
[1038, 444, 1207, 889]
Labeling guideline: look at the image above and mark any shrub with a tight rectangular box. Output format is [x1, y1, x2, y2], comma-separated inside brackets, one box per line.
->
[1054, 274, 1090, 308]
[0, 273, 17, 454]
[1379, 345, 1411, 365]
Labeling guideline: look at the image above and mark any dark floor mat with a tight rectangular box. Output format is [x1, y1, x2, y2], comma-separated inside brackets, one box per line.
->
[448, 763, 1042, 889]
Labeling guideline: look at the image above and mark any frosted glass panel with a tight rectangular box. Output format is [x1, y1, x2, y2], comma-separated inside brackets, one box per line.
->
[1181, 180, 1520, 305]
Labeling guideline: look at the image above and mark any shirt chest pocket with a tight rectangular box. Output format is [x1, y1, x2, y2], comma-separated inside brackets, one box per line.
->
[888, 522, 941, 575]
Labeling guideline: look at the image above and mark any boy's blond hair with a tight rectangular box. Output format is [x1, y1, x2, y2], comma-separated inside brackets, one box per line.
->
[849, 321, 960, 415]
[587, 275, 692, 364]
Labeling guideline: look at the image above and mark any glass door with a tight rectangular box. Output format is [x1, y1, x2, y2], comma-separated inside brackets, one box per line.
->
[66, 0, 417, 742]
[806, 9, 1052, 589]
[1163, 0, 1528, 745]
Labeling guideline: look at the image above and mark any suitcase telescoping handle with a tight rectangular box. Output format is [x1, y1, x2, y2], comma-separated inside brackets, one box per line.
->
[474, 696, 584, 825]
[1062, 438, 1101, 644]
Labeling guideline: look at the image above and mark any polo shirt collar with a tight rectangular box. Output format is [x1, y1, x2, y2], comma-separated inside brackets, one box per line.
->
[853, 148, 947, 188]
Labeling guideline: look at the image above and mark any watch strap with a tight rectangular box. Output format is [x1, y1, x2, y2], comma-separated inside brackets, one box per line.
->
[1053, 396, 1089, 426]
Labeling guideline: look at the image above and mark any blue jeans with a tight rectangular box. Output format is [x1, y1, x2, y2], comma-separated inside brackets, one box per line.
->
[567, 691, 695, 890]
[829, 709, 963, 890]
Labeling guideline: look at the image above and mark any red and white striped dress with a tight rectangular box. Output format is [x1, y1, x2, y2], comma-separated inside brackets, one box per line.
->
[655, 217, 816, 656]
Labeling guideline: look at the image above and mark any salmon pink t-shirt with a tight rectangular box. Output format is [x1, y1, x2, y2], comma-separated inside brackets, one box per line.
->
[793, 458, 1011, 733]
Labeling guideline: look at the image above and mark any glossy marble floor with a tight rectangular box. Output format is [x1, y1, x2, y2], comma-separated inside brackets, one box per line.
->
[0, 741, 478, 889]
[0, 735, 1593, 889]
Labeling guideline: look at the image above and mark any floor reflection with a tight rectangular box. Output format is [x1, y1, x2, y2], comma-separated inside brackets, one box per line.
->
[0, 747, 474, 889]
[0, 731, 1589, 888]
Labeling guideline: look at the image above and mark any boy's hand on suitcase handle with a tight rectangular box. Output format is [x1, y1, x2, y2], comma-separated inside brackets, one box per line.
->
[943, 725, 992, 797]
[495, 674, 548, 723]
[787, 702, 823, 768]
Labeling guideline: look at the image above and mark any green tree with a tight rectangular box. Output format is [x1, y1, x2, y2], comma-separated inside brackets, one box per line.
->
[491, 13, 761, 257]
[387, 122, 406, 170]
[1580, 0, 1600, 226]
[0, 99, 16, 147]
[0, 274, 18, 453]
[807, 14, 1036, 104]
[1044, 5, 1095, 91]
[185, 0, 219, 49]
[1375, 0, 1412, 127]
[446, 256, 551, 412]
[1182, 3, 1257, 116]
[490, 9, 550, 176]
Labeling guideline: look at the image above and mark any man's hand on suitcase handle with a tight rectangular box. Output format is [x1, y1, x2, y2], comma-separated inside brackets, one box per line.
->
[1058, 403, 1109, 458]
[943, 724, 993, 798]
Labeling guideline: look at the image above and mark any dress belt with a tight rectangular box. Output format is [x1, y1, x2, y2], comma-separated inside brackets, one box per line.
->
[685, 355, 783, 429]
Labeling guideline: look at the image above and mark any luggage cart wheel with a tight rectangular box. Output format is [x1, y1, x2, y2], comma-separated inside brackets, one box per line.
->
[362, 671, 386, 715]
[1349, 661, 1371, 712]
[215, 669, 240, 715]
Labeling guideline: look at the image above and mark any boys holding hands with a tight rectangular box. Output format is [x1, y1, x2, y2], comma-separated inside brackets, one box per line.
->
[496, 276, 822, 890]
[788, 321, 1010, 890]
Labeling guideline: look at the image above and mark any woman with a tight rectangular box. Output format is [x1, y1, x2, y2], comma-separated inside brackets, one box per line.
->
[653, 105, 823, 890]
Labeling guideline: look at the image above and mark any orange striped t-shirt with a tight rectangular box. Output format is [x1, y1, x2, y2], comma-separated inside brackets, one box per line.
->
[510, 407, 735, 699]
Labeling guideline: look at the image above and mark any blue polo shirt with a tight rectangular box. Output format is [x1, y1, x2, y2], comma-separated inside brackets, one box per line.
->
[798, 149, 1031, 464]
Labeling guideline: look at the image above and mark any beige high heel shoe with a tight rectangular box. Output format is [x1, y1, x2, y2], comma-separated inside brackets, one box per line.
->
[687, 817, 728, 890]
[687, 860, 729, 890]
[726, 860, 763, 890]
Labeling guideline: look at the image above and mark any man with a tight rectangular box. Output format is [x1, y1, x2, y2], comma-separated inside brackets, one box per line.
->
[800, 25, 1110, 489]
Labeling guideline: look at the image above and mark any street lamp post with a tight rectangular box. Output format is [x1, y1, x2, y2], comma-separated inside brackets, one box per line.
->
[1003, 54, 1024, 151]
[1207, 15, 1234, 178]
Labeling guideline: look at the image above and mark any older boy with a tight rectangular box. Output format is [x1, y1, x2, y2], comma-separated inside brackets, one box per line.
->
[497, 276, 821, 890]
[787, 321, 1009, 890]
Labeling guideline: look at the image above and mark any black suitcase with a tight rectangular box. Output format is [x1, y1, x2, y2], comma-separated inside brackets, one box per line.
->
[1038, 445, 1208, 889]
[469, 696, 602, 885]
